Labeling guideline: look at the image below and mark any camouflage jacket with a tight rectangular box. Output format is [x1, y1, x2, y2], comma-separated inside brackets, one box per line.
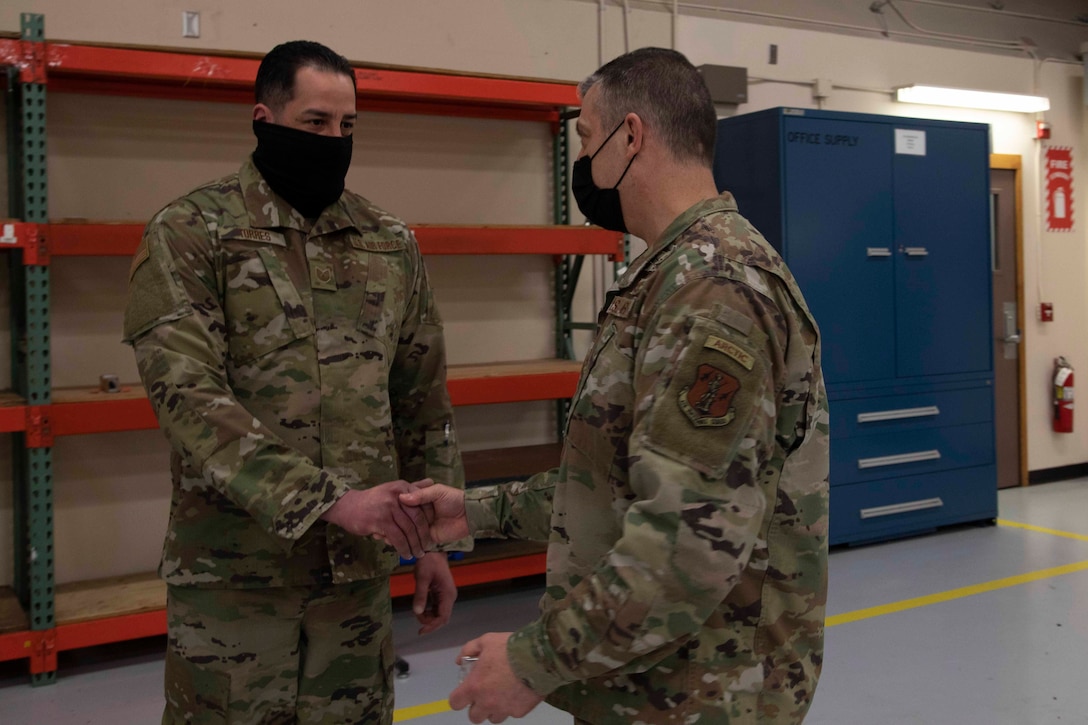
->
[465, 193, 829, 723]
[123, 158, 463, 588]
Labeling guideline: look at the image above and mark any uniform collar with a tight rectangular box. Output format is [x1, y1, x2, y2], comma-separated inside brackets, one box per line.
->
[240, 157, 367, 237]
[612, 191, 739, 292]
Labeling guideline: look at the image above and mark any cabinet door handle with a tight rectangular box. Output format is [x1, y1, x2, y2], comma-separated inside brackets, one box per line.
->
[859, 497, 944, 519]
[866, 247, 892, 257]
[857, 405, 940, 424]
[904, 246, 929, 257]
[857, 449, 941, 469]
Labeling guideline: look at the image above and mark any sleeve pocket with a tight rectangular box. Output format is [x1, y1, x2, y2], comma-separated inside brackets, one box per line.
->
[642, 317, 768, 480]
[123, 235, 192, 343]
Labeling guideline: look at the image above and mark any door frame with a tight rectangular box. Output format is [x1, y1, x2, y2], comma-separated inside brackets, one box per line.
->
[990, 153, 1028, 486]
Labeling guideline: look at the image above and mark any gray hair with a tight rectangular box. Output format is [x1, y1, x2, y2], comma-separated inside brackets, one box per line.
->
[579, 47, 716, 167]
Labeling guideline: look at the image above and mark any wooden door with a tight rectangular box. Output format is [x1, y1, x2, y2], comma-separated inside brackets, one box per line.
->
[990, 158, 1025, 488]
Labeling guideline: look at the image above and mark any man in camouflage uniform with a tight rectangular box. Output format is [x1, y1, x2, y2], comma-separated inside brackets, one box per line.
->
[402, 47, 829, 724]
[123, 41, 463, 724]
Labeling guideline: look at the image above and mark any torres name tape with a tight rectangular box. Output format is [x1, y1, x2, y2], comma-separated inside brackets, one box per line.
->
[221, 228, 287, 246]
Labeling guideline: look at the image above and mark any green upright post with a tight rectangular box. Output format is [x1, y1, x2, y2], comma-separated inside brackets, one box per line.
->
[10, 12, 56, 686]
[5, 67, 22, 219]
[553, 115, 573, 439]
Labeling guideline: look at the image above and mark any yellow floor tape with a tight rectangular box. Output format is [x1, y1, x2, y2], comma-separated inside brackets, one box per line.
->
[393, 519, 1088, 721]
[996, 518, 1088, 543]
[826, 558, 1088, 627]
[394, 700, 453, 722]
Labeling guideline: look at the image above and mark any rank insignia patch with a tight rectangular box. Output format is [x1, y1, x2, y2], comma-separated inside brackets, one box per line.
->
[311, 262, 337, 292]
[679, 363, 739, 427]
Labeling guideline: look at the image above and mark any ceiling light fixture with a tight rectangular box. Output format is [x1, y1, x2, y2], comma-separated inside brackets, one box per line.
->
[895, 85, 1050, 113]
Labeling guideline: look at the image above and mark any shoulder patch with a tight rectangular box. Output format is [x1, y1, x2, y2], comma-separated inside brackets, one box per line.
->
[705, 335, 755, 370]
[680, 363, 740, 427]
[607, 295, 634, 319]
[643, 317, 769, 479]
[129, 237, 150, 282]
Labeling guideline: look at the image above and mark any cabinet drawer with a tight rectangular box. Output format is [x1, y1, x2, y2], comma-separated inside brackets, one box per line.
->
[831, 387, 992, 440]
[831, 422, 994, 486]
[829, 466, 997, 546]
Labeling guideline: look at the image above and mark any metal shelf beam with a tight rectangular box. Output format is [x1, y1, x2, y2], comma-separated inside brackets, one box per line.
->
[0, 550, 547, 667]
[2, 221, 622, 260]
[0, 21, 593, 682]
[0, 39, 579, 122]
[34, 360, 581, 437]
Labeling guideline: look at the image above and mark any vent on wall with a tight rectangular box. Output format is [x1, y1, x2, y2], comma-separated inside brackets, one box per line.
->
[697, 64, 748, 105]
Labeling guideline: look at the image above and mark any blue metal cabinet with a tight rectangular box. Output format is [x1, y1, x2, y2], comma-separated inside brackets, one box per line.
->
[714, 108, 997, 544]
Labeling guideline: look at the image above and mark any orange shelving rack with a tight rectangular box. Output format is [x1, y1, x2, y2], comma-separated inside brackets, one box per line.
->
[1, 15, 618, 683]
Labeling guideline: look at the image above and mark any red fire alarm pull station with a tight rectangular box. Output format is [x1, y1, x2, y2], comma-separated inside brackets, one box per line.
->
[1041, 302, 1054, 322]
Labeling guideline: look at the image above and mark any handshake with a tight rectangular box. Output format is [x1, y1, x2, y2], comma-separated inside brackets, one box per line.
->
[320, 478, 468, 559]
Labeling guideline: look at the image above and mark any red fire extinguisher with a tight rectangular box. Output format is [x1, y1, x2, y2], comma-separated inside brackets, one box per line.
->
[1053, 356, 1074, 433]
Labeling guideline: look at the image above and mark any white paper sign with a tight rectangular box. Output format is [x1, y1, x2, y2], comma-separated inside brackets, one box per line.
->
[895, 129, 926, 156]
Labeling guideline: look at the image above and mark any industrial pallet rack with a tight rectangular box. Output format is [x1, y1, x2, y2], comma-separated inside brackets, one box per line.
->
[0, 15, 619, 683]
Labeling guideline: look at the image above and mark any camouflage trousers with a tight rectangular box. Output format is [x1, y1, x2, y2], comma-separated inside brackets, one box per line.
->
[163, 577, 394, 724]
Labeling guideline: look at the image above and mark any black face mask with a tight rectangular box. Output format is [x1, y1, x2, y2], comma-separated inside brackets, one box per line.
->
[572, 119, 636, 233]
[252, 120, 353, 219]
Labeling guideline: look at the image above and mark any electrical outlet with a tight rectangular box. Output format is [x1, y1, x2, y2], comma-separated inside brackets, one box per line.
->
[1040, 302, 1054, 322]
[182, 11, 200, 38]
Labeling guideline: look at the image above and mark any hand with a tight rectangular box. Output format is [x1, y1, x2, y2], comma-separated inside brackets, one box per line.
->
[399, 483, 470, 544]
[321, 480, 432, 559]
[413, 552, 456, 635]
[449, 633, 543, 723]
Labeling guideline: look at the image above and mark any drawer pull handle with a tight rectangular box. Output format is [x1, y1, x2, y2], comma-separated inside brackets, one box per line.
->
[857, 406, 940, 424]
[860, 497, 944, 519]
[857, 449, 941, 469]
[904, 246, 929, 257]
[866, 247, 892, 257]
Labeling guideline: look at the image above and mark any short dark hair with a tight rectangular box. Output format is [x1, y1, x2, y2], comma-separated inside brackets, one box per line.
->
[255, 40, 357, 110]
[579, 47, 716, 167]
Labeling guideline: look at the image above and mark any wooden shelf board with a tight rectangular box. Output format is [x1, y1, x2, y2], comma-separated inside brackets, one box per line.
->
[51, 384, 160, 436]
[0, 588, 32, 664]
[448, 358, 580, 379]
[448, 359, 581, 406]
[454, 539, 548, 566]
[52, 384, 147, 405]
[47, 540, 546, 628]
[0, 390, 27, 407]
[0, 542, 546, 663]
[55, 572, 166, 626]
[0, 587, 28, 635]
[12, 541, 546, 655]
[463, 443, 561, 483]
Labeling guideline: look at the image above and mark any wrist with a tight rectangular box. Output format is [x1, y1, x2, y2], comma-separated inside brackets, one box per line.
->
[319, 496, 343, 525]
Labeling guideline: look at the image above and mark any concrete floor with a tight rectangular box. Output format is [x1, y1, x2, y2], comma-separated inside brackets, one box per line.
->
[2, 478, 1086, 724]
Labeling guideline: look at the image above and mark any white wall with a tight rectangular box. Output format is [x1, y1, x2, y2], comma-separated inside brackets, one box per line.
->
[678, 17, 1088, 475]
[0, 1, 1083, 587]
